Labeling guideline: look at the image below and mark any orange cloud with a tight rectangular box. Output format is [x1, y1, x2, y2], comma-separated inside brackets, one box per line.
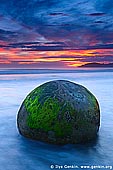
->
[1, 47, 113, 68]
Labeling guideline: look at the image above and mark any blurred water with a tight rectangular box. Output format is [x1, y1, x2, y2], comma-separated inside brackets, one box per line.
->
[0, 69, 113, 170]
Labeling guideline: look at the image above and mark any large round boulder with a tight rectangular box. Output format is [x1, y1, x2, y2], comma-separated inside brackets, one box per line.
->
[17, 80, 100, 145]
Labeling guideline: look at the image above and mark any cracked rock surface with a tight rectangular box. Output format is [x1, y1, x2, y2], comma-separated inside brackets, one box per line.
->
[17, 80, 100, 145]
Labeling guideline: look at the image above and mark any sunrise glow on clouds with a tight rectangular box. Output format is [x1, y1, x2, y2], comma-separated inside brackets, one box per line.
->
[0, 0, 113, 68]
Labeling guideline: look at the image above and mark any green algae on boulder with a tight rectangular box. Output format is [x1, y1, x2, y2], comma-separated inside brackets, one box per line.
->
[17, 80, 100, 145]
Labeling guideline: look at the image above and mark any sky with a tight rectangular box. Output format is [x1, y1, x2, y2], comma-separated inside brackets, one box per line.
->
[0, 0, 113, 68]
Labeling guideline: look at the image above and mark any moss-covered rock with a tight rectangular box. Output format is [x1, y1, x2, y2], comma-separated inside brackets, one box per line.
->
[17, 80, 100, 145]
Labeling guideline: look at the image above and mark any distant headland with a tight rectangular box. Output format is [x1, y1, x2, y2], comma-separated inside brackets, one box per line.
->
[79, 62, 113, 68]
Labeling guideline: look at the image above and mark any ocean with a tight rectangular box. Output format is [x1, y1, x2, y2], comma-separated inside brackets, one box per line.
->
[0, 68, 113, 170]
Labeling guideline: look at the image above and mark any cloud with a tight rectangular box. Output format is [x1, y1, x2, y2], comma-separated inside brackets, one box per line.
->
[1, 0, 113, 67]
[49, 13, 68, 16]
[0, 0, 112, 45]
[0, 60, 66, 69]
[0, 28, 17, 41]
[94, 21, 104, 24]
[88, 13, 106, 16]
[1, 40, 113, 52]
[80, 55, 113, 63]
[95, 0, 113, 13]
